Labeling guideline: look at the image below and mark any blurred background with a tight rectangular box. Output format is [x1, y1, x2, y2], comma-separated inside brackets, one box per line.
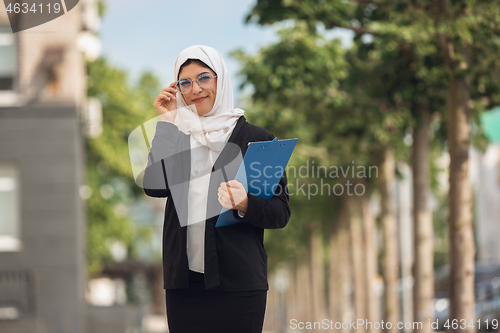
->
[0, 0, 499, 332]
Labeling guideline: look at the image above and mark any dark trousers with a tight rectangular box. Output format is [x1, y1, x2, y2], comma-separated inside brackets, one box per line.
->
[165, 270, 267, 333]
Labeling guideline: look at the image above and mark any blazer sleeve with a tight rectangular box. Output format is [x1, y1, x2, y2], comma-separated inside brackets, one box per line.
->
[142, 121, 181, 198]
[232, 169, 291, 229]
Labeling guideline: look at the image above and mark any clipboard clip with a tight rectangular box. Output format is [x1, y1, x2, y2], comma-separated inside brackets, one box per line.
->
[247, 137, 279, 146]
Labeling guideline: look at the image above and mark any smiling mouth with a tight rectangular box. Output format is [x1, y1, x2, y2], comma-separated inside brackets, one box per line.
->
[193, 96, 207, 103]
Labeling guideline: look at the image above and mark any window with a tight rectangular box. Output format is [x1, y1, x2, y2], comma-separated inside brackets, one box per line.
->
[0, 163, 21, 252]
[0, 25, 16, 91]
[0, 25, 17, 106]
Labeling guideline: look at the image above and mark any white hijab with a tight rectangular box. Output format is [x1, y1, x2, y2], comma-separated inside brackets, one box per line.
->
[173, 45, 245, 151]
[172, 45, 244, 273]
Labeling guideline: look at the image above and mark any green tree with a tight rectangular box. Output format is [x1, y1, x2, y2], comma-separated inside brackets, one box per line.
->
[432, 2, 500, 328]
[85, 58, 160, 275]
[233, 21, 410, 326]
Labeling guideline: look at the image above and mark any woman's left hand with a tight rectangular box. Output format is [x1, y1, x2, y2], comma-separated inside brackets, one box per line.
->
[218, 180, 248, 213]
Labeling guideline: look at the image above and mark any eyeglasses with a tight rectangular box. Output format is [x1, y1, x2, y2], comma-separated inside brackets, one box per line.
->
[176, 73, 217, 94]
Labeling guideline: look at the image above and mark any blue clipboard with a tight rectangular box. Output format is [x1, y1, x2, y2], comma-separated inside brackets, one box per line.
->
[215, 137, 298, 227]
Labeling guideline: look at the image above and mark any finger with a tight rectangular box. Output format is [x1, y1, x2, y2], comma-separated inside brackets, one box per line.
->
[157, 92, 172, 101]
[160, 92, 176, 100]
[169, 81, 179, 90]
[227, 180, 242, 189]
[218, 195, 230, 208]
[162, 87, 178, 95]
[160, 93, 175, 102]
[223, 198, 233, 209]
[155, 96, 168, 107]
[219, 185, 228, 194]
[162, 82, 176, 89]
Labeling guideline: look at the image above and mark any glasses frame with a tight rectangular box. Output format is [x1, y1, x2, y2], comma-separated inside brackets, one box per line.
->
[176, 73, 218, 94]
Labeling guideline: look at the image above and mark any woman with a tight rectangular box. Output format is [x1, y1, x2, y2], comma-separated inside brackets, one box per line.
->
[143, 45, 291, 333]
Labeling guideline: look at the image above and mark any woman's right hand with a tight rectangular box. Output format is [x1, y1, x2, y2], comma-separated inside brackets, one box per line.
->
[154, 82, 178, 122]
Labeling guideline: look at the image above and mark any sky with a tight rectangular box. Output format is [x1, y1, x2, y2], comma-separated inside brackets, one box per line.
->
[99, 0, 353, 102]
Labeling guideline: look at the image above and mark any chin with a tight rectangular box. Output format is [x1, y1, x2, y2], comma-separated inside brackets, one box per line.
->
[197, 108, 210, 116]
[197, 103, 215, 116]
[188, 104, 207, 115]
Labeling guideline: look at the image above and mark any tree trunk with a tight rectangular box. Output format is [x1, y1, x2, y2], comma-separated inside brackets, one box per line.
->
[448, 76, 475, 333]
[378, 146, 399, 331]
[329, 222, 342, 325]
[397, 162, 414, 333]
[263, 274, 278, 333]
[412, 106, 434, 333]
[329, 202, 352, 332]
[348, 194, 367, 333]
[309, 223, 326, 330]
[297, 260, 313, 324]
[434, 3, 476, 329]
[361, 192, 381, 333]
[288, 264, 298, 328]
[340, 222, 355, 331]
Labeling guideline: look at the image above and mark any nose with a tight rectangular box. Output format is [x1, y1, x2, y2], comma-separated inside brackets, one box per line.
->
[192, 80, 203, 94]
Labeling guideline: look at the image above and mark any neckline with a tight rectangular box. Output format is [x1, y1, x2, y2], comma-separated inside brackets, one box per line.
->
[211, 116, 247, 172]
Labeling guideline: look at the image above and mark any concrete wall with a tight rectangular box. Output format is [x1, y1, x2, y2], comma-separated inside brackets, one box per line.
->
[0, 108, 87, 333]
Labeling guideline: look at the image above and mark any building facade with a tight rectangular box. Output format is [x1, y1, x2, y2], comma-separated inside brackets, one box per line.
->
[0, 2, 93, 332]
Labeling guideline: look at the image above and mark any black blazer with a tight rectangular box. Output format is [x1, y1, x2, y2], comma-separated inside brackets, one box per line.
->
[143, 116, 291, 291]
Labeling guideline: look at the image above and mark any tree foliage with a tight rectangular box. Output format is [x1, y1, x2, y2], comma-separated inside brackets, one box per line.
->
[85, 58, 160, 275]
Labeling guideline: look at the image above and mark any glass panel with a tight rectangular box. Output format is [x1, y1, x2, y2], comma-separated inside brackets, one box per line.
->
[0, 163, 21, 251]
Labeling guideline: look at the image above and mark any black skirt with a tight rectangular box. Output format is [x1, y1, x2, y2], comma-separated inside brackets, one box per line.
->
[165, 270, 267, 333]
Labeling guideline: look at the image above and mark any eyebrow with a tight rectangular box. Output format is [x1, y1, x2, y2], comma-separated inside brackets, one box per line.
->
[179, 72, 211, 80]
